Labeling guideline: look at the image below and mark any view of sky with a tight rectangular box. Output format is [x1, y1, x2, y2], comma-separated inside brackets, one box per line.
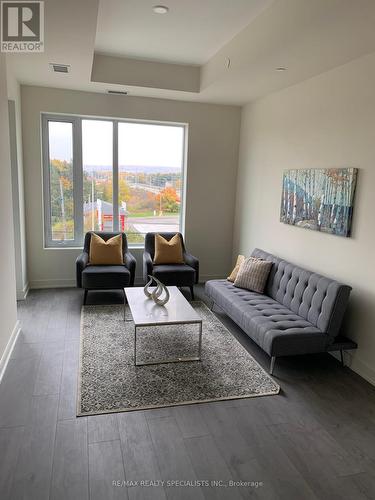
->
[48, 120, 184, 169]
[48, 121, 73, 162]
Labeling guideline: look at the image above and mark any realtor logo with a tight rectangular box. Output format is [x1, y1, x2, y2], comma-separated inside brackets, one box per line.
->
[1, 1, 44, 52]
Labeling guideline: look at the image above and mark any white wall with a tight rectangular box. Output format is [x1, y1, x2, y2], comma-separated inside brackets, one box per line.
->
[0, 54, 18, 367]
[234, 51, 375, 384]
[92, 54, 200, 92]
[6, 67, 28, 300]
[21, 86, 241, 287]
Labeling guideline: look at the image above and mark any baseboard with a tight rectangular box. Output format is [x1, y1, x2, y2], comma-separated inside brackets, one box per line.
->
[0, 320, 21, 383]
[29, 274, 226, 290]
[329, 350, 375, 387]
[132, 275, 226, 287]
[199, 274, 226, 282]
[16, 282, 29, 301]
[349, 355, 375, 387]
[30, 278, 76, 289]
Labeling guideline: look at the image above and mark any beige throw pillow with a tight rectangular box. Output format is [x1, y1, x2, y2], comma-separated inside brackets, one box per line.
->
[234, 257, 272, 293]
[89, 233, 123, 265]
[227, 255, 245, 282]
[153, 233, 184, 265]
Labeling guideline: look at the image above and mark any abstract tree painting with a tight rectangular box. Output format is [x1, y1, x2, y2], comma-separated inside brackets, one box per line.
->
[280, 168, 358, 237]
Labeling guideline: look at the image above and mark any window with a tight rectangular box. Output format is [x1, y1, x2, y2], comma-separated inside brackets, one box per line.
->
[82, 120, 113, 233]
[118, 122, 184, 244]
[47, 121, 75, 241]
[42, 115, 186, 247]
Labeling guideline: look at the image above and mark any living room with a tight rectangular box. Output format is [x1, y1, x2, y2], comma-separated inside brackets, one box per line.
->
[1, 1, 375, 499]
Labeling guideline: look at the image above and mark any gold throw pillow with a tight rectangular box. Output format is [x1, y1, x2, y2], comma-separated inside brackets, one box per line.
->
[227, 255, 245, 282]
[153, 234, 184, 265]
[89, 233, 123, 265]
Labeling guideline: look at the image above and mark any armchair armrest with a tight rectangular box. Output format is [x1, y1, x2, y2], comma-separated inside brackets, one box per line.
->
[76, 252, 89, 288]
[184, 252, 199, 284]
[124, 251, 137, 286]
[143, 251, 153, 283]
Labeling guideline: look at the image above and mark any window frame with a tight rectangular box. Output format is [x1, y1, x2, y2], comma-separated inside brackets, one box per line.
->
[42, 114, 83, 248]
[41, 113, 187, 249]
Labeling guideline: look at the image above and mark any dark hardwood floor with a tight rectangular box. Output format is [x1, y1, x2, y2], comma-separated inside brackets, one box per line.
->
[1, 285, 375, 499]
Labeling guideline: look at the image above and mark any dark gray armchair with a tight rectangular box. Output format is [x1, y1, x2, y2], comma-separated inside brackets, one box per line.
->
[76, 231, 136, 304]
[143, 232, 199, 300]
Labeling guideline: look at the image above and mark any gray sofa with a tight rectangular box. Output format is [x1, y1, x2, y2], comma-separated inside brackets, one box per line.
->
[205, 248, 357, 374]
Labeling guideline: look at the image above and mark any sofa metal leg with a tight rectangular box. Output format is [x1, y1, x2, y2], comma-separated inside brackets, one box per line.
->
[340, 349, 345, 367]
[83, 289, 88, 305]
[190, 286, 195, 301]
[210, 301, 215, 311]
[270, 356, 276, 375]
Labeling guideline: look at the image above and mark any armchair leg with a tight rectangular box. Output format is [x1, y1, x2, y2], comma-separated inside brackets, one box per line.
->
[270, 356, 276, 375]
[190, 286, 195, 301]
[83, 289, 88, 305]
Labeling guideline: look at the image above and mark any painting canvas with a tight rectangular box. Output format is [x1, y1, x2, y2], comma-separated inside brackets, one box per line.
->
[280, 168, 358, 237]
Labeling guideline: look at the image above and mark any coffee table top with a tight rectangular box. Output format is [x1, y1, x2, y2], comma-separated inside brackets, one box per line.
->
[124, 286, 201, 327]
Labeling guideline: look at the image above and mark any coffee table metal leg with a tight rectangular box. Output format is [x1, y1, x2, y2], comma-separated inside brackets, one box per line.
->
[134, 325, 137, 365]
[134, 321, 203, 367]
[123, 290, 126, 321]
[198, 321, 203, 360]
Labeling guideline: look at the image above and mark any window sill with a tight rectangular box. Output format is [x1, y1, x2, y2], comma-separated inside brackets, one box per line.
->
[44, 246, 83, 250]
[43, 245, 145, 250]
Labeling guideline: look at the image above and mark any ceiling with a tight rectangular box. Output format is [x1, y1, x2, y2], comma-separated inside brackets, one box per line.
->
[6, 0, 98, 96]
[95, 0, 273, 65]
[6, 0, 375, 105]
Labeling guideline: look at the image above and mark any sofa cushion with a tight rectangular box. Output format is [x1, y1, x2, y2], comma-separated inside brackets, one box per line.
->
[205, 279, 328, 356]
[234, 257, 272, 293]
[82, 265, 130, 289]
[89, 233, 123, 265]
[227, 255, 245, 282]
[153, 264, 195, 286]
[153, 233, 184, 264]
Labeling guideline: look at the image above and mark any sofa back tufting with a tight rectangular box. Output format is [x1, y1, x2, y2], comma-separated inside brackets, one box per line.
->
[251, 249, 351, 342]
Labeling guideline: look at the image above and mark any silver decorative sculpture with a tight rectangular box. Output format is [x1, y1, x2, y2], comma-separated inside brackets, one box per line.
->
[143, 275, 155, 298]
[143, 275, 170, 306]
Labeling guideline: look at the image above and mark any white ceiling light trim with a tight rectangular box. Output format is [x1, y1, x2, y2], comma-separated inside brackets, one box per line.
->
[153, 5, 169, 14]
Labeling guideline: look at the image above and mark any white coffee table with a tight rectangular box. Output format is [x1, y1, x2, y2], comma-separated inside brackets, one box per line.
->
[124, 286, 203, 366]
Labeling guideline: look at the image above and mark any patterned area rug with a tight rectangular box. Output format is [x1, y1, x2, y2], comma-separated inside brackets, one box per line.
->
[77, 301, 279, 415]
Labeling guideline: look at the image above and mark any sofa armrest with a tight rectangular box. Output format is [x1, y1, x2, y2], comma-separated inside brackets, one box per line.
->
[76, 252, 89, 288]
[124, 251, 137, 286]
[184, 252, 199, 284]
[143, 251, 153, 283]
